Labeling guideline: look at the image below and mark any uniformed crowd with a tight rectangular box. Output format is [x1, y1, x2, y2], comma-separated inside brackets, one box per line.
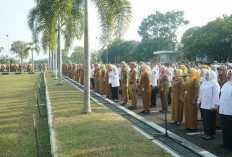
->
[62, 61, 232, 151]
[0, 63, 48, 72]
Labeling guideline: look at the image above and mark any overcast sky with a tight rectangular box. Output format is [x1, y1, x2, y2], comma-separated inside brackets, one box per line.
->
[0, 0, 232, 61]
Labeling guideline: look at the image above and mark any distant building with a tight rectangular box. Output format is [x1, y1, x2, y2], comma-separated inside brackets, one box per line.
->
[153, 50, 182, 63]
[196, 54, 212, 63]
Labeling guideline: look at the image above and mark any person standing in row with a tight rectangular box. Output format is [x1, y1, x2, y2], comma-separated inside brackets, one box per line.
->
[171, 69, 184, 125]
[108, 65, 119, 102]
[94, 64, 100, 93]
[216, 65, 228, 128]
[219, 69, 232, 151]
[128, 62, 138, 110]
[139, 65, 151, 114]
[90, 64, 95, 90]
[150, 62, 159, 107]
[197, 70, 220, 140]
[100, 65, 107, 95]
[184, 68, 200, 131]
[120, 62, 129, 106]
[158, 66, 170, 112]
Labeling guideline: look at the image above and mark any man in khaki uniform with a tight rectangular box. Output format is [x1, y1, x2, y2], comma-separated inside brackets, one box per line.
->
[128, 62, 137, 110]
[120, 62, 129, 106]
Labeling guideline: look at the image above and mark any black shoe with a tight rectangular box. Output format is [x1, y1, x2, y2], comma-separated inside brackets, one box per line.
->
[120, 103, 126, 106]
[128, 106, 137, 110]
[150, 104, 156, 107]
[220, 144, 228, 149]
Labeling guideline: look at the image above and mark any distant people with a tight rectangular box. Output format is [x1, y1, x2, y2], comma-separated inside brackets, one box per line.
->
[120, 62, 129, 106]
[171, 69, 184, 125]
[108, 65, 119, 102]
[150, 62, 159, 107]
[197, 70, 220, 140]
[216, 65, 228, 128]
[219, 69, 232, 151]
[139, 65, 151, 114]
[158, 66, 169, 112]
[128, 62, 138, 110]
[184, 68, 200, 132]
[90, 64, 95, 90]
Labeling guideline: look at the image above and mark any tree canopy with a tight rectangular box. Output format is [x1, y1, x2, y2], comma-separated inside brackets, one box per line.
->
[10, 41, 29, 64]
[181, 15, 232, 61]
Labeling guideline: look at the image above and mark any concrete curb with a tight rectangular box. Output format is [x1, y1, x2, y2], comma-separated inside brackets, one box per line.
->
[43, 73, 58, 157]
[63, 76, 217, 157]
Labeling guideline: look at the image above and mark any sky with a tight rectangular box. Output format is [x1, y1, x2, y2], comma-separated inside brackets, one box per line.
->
[0, 0, 232, 61]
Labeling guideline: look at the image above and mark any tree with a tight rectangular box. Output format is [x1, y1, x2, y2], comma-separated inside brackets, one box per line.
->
[181, 15, 232, 61]
[0, 47, 4, 53]
[82, 0, 132, 113]
[70, 46, 84, 63]
[28, 42, 40, 72]
[91, 51, 101, 63]
[62, 49, 69, 64]
[10, 41, 29, 68]
[100, 39, 139, 63]
[28, 0, 84, 84]
[28, 0, 132, 113]
[138, 10, 189, 56]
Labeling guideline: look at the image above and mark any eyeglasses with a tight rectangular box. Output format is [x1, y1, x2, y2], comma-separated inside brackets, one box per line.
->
[218, 68, 223, 71]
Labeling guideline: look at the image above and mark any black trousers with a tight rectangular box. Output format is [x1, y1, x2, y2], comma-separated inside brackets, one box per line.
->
[150, 86, 157, 106]
[202, 109, 216, 136]
[91, 78, 95, 90]
[111, 86, 119, 100]
[168, 87, 172, 106]
[221, 114, 232, 147]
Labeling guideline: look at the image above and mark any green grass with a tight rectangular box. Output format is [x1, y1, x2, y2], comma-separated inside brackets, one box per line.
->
[46, 73, 171, 157]
[0, 73, 51, 157]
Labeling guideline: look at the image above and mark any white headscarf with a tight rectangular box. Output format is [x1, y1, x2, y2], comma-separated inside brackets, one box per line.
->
[227, 69, 232, 82]
[200, 69, 208, 83]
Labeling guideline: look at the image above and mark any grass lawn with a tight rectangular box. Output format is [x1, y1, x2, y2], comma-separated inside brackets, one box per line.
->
[0, 73, 51, 157]
[46, 73, 171, 157]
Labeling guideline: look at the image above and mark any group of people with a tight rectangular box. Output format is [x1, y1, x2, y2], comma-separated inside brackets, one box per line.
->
[62, 61, 232, 151]
[0, 63, 47, 72]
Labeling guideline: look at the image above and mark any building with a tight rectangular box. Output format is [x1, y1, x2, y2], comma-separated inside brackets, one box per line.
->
[153, 50, 182, 63]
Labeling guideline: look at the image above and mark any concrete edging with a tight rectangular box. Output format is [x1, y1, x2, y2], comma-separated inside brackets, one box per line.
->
[43, 73, 58, 157]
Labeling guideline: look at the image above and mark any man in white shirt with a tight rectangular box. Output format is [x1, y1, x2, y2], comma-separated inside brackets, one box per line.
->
[150, 62, 159, 107]
[90, 64, 95, 90]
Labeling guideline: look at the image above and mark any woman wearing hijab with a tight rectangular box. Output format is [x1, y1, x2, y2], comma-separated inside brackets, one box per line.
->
[180, 65, 188, 74]
[100, 64, 107, 95]
[171, 69, 184, 125]
[108, 65, 120, 102]
[197, 70, 220, 140]
[139, 65, 151, 114]
[216, 65, 228, 128]
[184, 68, 200, 131]
[158, 66, 169, 112]
[219, 70, 232, 151]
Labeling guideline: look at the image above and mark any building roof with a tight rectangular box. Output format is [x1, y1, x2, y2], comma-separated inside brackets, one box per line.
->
[153, 50, 182, 55]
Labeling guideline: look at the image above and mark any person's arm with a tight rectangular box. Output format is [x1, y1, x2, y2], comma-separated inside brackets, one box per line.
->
[212, 83, 220, 110]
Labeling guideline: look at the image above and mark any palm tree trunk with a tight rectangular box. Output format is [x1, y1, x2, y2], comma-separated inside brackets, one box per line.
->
[32, 50, 34, 72]
[52, 51, 55, 76]
[57, 18, 62, 84]
[82, 0, 91, 113]
[55, 49, 57, 80]
[48, 49, 51, 72]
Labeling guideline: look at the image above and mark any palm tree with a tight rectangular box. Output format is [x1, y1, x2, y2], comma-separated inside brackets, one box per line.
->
[28, 42, 40, 72]
[28, 0, 84, 84]
[28, 0, 132, 113]
[82, 0, 132, 113]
